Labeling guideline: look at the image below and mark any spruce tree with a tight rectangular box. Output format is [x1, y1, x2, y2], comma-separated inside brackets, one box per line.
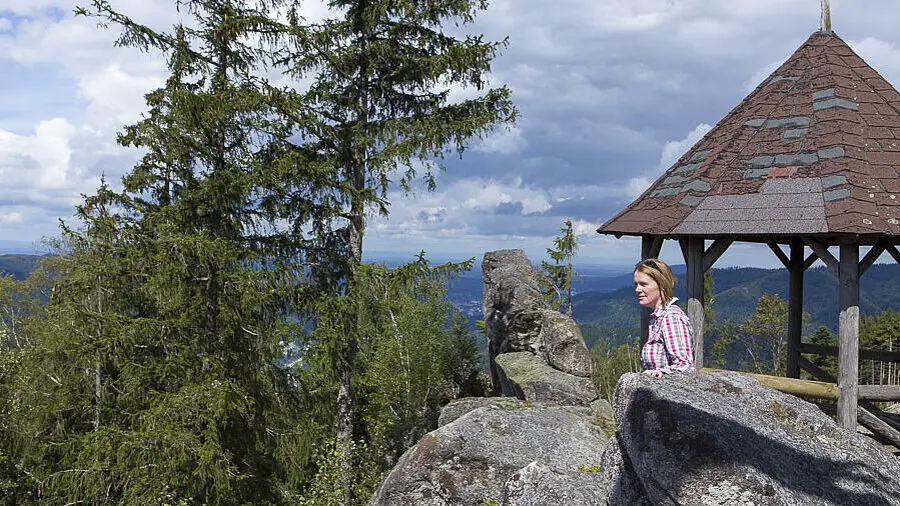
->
[282, 1, 516, 498]
[2, 1, 319, 502]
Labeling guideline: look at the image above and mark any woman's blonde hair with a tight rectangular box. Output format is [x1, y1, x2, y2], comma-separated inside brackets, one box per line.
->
[634, 258, 676, 305]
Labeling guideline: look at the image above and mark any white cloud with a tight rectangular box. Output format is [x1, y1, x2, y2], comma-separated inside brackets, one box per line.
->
[0, 212, 23, 223]
[657, 123, 712, 172]
[474, 126, 527, 155]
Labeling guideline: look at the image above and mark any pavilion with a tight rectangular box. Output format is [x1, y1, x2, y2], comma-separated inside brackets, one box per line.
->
[597, 5, 900, 434]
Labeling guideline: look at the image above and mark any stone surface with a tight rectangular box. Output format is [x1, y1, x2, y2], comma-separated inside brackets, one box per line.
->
[887, 403, 900, 415]
[500, 461, 608, 506]
[369, 403, 608, 506]
[609, 371, 900, 506]
[482, 250, 549, 392]
[438, 397, 527, 428]
[495, 351, 597, 406]
[507, 309, 592, 378]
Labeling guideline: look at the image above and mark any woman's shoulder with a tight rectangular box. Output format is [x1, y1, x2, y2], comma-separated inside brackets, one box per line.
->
[661, 300, 690, 320]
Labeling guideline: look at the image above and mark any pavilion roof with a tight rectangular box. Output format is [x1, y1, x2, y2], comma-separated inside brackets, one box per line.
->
[598, 31, 900, 239]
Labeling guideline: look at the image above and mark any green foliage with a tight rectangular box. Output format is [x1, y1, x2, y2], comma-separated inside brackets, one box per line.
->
[292, 256, 482, 501]
[859, 310, 900, 385]
[806, 326, 838, 379]
[737, 294, 789, 375]
[591, 337, 641, 403]
[540, 219, 580, 316]
[577, 463, 603, 473]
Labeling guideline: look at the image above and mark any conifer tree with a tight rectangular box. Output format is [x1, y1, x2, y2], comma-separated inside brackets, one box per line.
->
[541, 219, 580, 316]
[2, 1, 318, 502]
[282, 1, 516, 497]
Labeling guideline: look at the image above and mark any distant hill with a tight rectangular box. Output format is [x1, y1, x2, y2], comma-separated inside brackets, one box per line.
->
[573, 263, 900, 335]
[0, 254, 43, 280]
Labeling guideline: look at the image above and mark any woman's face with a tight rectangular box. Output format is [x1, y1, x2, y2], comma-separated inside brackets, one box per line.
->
[634, 270, 662, 310]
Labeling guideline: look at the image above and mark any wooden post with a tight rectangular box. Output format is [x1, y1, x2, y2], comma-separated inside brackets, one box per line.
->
[838, 242, 860, 430]
[640, 236, 663, 349]
[684, 237, 705, 370]
[787, 238, 804, 378]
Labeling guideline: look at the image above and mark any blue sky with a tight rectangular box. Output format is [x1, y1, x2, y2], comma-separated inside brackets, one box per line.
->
[2, 1, 900, 267]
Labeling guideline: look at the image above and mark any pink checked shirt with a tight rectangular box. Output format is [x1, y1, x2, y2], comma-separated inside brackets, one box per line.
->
[641, 298, 695, 374]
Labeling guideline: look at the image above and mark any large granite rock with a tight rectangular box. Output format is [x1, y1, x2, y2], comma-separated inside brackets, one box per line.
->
[482, 250, 550, 391]
[500, 461, 608, 506]
[369, 403, 608, 506]
[482, 249, 594, 402]
[495, 351, 597, 407]
[508, 309, 592, 378]
[606, 371, 900, 505]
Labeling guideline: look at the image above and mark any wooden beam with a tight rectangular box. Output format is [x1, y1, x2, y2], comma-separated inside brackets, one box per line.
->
[798, 343, 900, 363]
[703, 238, 733, 272]
[858, 385, 900, 402]
[701, 368, 840, 398]
[684, 237, 705, 370]
[814, 402, 900, 451]
[767, 241, 790, 269]
[640, 236, 664, 349]
[787, 238, 804, 378]
[859, 240, 888, 277]
[803, 252, 818, 271]
[887, 243, 900, 264]
[838, 242, 860, 430]
[803, 237, 840, 275]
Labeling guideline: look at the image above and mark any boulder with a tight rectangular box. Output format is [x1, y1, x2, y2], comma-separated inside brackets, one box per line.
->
[607, 371, 900, 506]
[500, 461, 608, 506]
[508, 309, 592, 378]
[369, 403, 608, 506]
[482, 250, 549, 391]
[495, 351, 597, 406]
[437, 397, 529, 428]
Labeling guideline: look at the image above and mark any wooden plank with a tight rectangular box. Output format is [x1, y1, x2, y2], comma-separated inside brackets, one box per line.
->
[838, 242, 860, 430]
[767, 241, 790, 269]
[640, 236, 664, 349]
[803, 237, 840, 275]
[803, 252, 818, 271]
[787, 238, 804, 379]
[703, 238, 733, 272]
[859, 240, 888, 277]
[685, 237, 705, 370]
[798, 343, 900, 363]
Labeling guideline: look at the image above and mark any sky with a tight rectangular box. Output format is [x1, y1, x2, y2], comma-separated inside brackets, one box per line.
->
[2, 1, 900, 268]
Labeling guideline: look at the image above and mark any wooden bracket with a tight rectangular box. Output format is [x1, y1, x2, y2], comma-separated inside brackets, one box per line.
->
[767, 241, 790, 270]
[859, 239, 889, 277]
[703, 239, 733, 272]
[802, 237, 839, 275]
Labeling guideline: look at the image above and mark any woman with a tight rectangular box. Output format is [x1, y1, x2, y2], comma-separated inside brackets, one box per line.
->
[633, 258, 695, 377]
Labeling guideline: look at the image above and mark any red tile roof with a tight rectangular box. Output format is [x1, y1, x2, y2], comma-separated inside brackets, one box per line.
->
[598, 31, 900, 239]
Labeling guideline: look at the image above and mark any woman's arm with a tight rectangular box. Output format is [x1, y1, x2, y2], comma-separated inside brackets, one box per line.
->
[657, 312, 695, 373]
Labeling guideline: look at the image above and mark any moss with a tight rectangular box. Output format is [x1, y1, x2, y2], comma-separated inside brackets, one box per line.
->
[577, 463, 603, 473]
[592, 415, 618, 438]
[496, 353, 552, 384]
[480, 499, 500, 506]
[495, 398, 535, 411]
[771, 400, 798, 426]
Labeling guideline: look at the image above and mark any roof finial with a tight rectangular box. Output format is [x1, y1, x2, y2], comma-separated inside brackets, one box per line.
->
[820, 0, 832, 32]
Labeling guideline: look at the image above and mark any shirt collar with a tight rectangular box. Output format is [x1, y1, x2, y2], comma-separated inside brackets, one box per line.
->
[652, 297, 679, 317]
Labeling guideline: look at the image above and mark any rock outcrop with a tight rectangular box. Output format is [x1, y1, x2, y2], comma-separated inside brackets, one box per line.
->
[371, 250, 900, 505]
[482, 249, 595, 405]
[369, 400, 610, 506]
[372, 372, 900, 506]
[606, 371, 900, 505]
